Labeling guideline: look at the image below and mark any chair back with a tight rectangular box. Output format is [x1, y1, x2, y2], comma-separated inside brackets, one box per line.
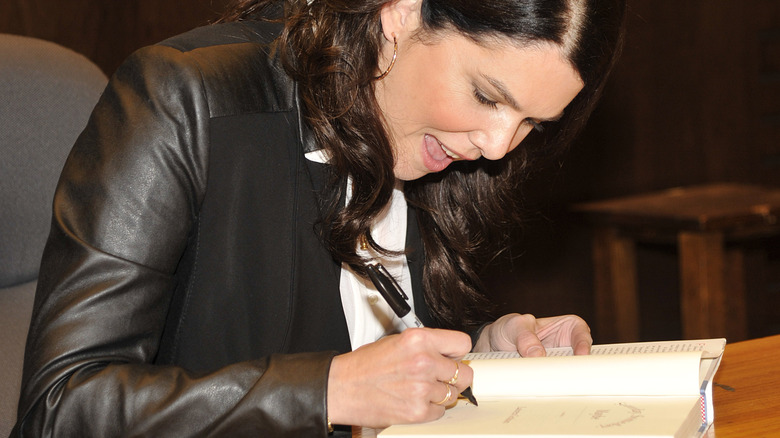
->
[0, 33, 107, 437]
[0, 33, 107, 287]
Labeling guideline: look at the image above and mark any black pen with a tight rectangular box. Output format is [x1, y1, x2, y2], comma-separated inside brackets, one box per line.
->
[366, 262, 479, 406]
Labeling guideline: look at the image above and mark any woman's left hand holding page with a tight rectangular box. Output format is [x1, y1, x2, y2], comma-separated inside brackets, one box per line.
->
[473, 313, 593, 357]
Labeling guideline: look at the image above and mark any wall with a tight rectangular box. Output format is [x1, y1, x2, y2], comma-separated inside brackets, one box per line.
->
[0, 0, 220, 76]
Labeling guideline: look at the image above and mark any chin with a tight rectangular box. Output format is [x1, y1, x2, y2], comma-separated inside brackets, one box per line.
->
[393, 166, 425, 182]
[395, 174, 418, 182]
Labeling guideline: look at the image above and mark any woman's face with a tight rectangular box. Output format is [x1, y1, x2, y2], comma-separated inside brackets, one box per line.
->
[374, 31, 584, 181]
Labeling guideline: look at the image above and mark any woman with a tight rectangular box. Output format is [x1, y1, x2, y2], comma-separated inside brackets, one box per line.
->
[13, 0, 625, 436]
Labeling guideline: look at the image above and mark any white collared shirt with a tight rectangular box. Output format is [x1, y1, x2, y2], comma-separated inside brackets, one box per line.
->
[305, 150, 415, 349]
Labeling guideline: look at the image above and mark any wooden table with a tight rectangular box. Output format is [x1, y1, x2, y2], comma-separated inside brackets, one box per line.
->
[574, 183, 780, 342]
[709, 334, 780, 437]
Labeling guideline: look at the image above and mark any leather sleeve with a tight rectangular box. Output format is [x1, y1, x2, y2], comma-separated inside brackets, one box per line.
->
[13, 43, 337, 437]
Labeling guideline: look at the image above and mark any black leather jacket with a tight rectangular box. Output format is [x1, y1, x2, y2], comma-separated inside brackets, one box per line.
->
[12, 20, 433, 437]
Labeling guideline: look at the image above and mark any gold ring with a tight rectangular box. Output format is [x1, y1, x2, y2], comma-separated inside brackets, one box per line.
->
[434, 383, 452, 405]
[446, 362, 460, 386]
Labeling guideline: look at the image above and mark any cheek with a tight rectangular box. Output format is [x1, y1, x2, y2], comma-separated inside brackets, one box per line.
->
[427, 106, 473, 131]
[406, 67, 475, 131]
[419, 90, 481, 132]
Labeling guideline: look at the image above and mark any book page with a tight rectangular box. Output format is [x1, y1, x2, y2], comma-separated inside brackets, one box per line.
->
[464, 338, 725, 360]
[465, 351, 702, 399]
[380, 396, 704, 437]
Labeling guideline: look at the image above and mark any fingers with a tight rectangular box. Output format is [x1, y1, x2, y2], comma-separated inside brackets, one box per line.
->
[396, 327, 474, 388]
[431, 382, 453, 406]
[412, 327, 472, 359]
[396, 329, 474, 410]
[430, 361, 471, 408]
[536, 314, 592, 355]
[437, 359, 472, 398]
[567, 317, 593, 355]
[477, 313, 594, 357]
[487, 313, 546, 357]
[327, 328, 474, 427]
[510, 314, 547, 357]
[444, 361, 461, 386]
[416, 331, 473, 407]
[574, 320, 593, 354]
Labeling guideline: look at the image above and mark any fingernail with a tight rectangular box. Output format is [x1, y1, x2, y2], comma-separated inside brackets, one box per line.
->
[576, 340, 592, 354]
[526, 346, 544, 357]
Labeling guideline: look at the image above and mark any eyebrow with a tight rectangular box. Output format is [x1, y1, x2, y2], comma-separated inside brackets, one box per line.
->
[482, 74, 565, 122]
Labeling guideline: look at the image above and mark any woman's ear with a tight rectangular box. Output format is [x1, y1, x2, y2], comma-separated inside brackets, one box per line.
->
[379, 0, 422, 42]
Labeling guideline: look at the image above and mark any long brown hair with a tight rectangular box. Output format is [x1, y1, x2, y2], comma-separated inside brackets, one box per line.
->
[220, 0, 626, 331]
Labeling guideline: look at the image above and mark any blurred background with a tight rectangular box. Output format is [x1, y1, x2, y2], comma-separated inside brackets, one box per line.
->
[2, 0, 778, 343]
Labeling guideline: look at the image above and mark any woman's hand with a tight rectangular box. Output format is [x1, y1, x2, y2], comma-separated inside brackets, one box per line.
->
[327, 328, 473, 428]
[473, 313, 592, 357]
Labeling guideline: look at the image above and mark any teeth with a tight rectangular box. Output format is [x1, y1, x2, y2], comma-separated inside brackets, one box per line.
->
[439, 142, 460, 159]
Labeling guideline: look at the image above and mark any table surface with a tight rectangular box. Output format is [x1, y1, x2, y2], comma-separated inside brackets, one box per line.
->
[708, 334, 780, 437]
[574, 183, 780, 233]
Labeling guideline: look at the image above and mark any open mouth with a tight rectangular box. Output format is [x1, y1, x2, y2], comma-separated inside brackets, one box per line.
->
[439, 142, 461, 159]
[422, 134, 456, 173]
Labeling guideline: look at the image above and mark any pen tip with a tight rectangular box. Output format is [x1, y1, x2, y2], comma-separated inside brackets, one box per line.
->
[461, 387, 478, 406]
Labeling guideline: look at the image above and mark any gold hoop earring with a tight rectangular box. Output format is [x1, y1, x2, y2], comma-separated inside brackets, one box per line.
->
[375, 35, 397, 80]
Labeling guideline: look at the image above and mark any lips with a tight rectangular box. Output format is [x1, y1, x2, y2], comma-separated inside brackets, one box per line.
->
[422, 134, 455, 173]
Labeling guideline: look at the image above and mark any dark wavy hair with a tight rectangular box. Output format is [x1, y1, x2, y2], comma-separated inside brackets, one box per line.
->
[220, 0, 626, 331]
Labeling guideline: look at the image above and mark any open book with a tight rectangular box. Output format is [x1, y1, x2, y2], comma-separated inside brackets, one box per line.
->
[379, 338, 726, 438]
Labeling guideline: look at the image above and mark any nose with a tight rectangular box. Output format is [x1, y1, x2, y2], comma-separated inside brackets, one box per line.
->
[468, 119, 533, 160]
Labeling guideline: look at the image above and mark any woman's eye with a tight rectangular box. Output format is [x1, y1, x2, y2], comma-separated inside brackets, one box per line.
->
[473, 89, 498, 109]
[525, 118, 545, 133]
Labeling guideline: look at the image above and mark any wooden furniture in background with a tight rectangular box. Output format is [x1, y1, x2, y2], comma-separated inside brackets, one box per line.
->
[710, 334, 780, 437]
[575, 183, 780, 343]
